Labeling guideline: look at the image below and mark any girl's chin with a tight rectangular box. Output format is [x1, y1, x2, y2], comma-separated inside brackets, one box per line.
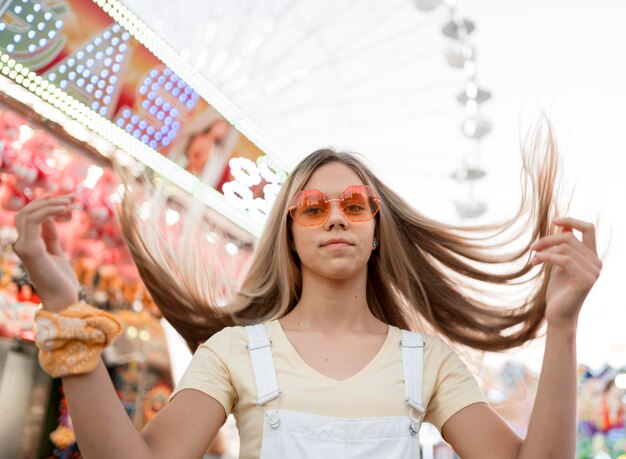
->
[304, 264, 366, 280]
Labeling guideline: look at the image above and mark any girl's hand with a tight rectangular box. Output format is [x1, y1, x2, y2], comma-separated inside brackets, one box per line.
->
[13, 194, 79, 312]
[530, 217, 602, 330]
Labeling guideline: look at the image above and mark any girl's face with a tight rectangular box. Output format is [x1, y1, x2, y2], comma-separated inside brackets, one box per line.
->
[290, 162, 377, 281]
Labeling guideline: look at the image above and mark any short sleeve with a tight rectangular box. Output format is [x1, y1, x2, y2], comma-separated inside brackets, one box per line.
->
[169, 327, 237, 416]
[424, 336, 487, 431]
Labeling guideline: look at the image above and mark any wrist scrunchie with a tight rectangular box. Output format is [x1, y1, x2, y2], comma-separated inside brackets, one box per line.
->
[35, 302, 122, 378]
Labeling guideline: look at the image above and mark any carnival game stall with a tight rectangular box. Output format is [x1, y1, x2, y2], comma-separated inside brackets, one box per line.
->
[0, 87, 254, 457]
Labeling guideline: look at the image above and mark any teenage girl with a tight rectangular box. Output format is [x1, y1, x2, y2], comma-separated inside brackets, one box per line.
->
[14, 141, 601, 458]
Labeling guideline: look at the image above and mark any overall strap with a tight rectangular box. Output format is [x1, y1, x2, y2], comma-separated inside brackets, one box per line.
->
[400, 330, 426, 421]
[245, 324, 281, 406]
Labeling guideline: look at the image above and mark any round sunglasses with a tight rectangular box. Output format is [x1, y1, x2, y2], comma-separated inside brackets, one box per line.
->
[288, 185, 380, 226]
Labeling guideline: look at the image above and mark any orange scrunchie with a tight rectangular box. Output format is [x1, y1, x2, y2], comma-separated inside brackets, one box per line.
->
[35, 302, 122, 378]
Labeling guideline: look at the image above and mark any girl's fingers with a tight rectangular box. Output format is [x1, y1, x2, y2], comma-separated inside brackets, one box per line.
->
[41, 218, 63, 256]
[536, 243, 598, 274]
[23, 204, 69, 225]
[15, 198, 73, 228]
[531, 229, 600, 268]
[532, 250, 601, 282]
[531, 233, 576, 250]
[21, 194, 75, 213]
[553, 217, 597, 255]
[531, 251, 583, 276]
[15, 205, 68, 248]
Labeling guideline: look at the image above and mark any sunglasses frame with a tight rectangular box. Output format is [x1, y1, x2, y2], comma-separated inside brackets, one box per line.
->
[288, 184, 380, 227]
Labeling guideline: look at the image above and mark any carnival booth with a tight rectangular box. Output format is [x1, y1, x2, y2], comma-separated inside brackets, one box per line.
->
[0, 0, 282, 456]
[0, 89, 260, 457]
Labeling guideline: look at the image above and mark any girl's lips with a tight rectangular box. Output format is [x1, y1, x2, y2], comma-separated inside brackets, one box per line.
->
[323, 242, 352, 248]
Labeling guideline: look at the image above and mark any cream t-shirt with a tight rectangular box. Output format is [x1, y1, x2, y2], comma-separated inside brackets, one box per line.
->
[171, 320, 486, 458]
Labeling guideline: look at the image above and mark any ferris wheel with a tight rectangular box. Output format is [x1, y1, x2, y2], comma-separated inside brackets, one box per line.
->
[121, 0, 494, 222]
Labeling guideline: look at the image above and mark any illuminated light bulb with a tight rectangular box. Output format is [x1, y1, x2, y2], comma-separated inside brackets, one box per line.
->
[126, 325, 137, 338]
[225, 242, 239, 256]
[465, 99, 478, 116]
[165, 208, 180, 226]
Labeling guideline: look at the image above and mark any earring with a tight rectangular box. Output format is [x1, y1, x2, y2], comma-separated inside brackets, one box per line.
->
[290, 242, 297, 252]
[372, 240, 377, 249]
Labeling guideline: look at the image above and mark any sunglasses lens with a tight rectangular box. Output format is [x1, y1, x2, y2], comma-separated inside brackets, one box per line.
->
[291, 190, 329, 226]
[289, 186, 380, 226]
[341, 186, 379, 221]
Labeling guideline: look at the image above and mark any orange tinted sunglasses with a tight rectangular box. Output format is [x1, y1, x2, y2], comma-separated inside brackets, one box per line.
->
[288, 185, 380, 227]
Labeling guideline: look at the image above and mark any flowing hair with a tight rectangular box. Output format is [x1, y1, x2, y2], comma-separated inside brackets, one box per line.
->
[118, 121, 564, 353]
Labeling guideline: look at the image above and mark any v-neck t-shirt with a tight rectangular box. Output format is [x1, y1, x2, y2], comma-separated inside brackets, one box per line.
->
[171, 320, 486, 459]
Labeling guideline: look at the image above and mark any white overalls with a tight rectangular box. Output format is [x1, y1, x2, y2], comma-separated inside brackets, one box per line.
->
[245, 324, 426, 458]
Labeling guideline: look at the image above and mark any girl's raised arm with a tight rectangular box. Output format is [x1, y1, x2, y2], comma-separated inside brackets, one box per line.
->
[14, 195, 226, 459]
[442, 217, 601, 458]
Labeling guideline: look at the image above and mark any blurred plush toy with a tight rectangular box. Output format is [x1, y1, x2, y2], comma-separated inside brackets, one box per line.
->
[0, 130, 60, 212]
[599, 379, 625, 434]
[49, 425, 76, 450]
[6, 131, 59, 192]
[9, 150, 39, 188]
[142, 383, 172, 423]
[73, 257, 98, 289]
[0, 112, 24, 176]
[0, 144, 19, 174]
[0, 176, 30, 211]
[0, 111, 24, 143]
[75, 168, 119, 245]
[23, 130, 57, 157]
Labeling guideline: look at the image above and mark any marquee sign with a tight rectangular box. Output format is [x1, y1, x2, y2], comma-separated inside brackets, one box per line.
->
[0, 0, 290, 235]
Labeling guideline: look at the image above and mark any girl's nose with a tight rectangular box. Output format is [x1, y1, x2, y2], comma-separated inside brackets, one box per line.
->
[323, 200, 348, 229]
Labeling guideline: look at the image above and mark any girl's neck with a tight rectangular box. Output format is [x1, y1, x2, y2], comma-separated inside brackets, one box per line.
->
[281, 270, 385, 335]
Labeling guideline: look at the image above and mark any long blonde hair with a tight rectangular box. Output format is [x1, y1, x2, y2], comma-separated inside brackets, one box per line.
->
[118, 122, 562, 353]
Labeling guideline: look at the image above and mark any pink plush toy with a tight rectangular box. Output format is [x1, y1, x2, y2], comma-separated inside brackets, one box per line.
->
[0, 176, 30, 211]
